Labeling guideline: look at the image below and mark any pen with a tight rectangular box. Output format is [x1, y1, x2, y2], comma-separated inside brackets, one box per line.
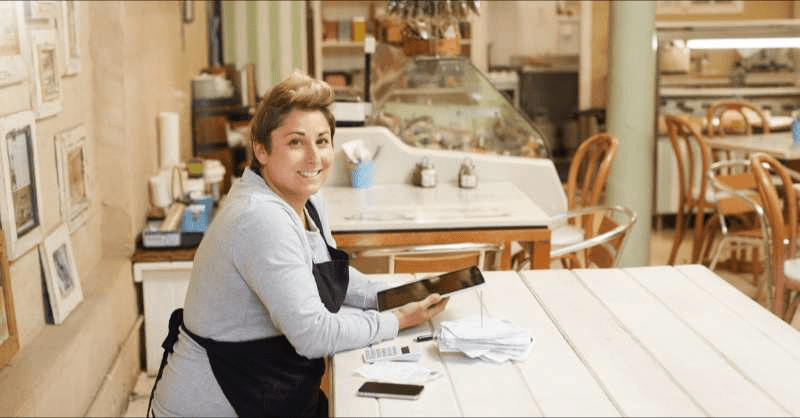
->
[415, 335, 434, 342]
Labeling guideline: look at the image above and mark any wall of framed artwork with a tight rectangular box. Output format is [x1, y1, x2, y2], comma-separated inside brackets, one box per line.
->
[55, 125, 90, 231]
[0, 232, 20, 368]
[28, 27, 62, 120]
[0, 2, 30, 87]
[0, 111, 44, 261]
[40, 224, 82, 324]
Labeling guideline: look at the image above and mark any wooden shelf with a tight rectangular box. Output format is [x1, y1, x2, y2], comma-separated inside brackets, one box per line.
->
[322, 40, 366, 49]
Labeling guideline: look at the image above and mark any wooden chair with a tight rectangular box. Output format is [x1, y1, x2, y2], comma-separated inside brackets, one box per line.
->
[512, 132, 619, 269]
[750, 153, 800, 321]
[352, 242, 504, 274]
[705, 159, 768, 298]
[705, 99, 770, 162]
[664, 114, 713, 265]
[516, 205, 636, 270]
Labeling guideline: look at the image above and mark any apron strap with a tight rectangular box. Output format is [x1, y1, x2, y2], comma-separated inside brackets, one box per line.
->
[305, 201, 329, 246]
[147, 308, 184, 417]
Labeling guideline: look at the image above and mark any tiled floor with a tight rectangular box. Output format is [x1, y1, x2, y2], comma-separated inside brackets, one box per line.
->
[122, 225, 798, 417]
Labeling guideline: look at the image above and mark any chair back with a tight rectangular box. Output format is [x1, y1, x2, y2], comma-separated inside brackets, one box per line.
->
[750, 153, 798, 317]
[549, 205, 637, 268]
[707, 159, 763, 236]
[353, 242, 504, 274]
[705, 99, 770, 138]
[566, 132, 619, 210]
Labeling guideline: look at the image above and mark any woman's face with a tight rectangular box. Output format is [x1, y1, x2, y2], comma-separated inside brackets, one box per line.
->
[255, 108, 334, 210]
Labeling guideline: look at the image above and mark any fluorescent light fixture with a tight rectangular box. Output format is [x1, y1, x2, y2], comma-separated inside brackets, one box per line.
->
[687, 37, 800, 49]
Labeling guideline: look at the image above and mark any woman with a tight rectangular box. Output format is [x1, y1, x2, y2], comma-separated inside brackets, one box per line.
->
[150, 72, 448, 417]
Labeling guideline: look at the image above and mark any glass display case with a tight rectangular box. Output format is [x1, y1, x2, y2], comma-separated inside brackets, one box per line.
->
[367, 55, 551, 158]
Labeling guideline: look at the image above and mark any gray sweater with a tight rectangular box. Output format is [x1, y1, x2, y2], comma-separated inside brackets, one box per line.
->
[153, 169, 398, 416]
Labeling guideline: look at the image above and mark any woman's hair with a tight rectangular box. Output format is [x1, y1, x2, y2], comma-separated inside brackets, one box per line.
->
[250, 71, 336, 168]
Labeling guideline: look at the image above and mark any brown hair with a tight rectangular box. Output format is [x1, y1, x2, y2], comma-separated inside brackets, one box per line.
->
[250, 71, 336, 169]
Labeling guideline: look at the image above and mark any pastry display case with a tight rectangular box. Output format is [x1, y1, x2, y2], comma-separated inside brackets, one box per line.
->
[367, 55, 551, 159]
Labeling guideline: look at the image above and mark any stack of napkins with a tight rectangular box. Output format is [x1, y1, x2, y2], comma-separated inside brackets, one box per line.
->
[437, 315, 534, 363]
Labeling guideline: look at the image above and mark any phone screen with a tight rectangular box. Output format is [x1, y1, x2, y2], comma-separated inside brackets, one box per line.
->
[356, 381, 424, 399]
[376, 265, 485, 311]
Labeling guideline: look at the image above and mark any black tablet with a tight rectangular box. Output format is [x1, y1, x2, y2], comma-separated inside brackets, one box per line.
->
[376, 265, 486, 312]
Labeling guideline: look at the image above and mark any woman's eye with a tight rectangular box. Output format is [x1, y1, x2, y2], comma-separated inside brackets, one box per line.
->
[317, 137, 331, 146]
[288, 138, 302, 146]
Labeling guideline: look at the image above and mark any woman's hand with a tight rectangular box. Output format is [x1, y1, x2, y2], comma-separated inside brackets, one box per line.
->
[393, 293, 449, 330]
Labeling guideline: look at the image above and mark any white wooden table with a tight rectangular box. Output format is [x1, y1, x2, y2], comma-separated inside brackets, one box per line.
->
[331, 265, 800, 416]
[705, 132, 800, 161]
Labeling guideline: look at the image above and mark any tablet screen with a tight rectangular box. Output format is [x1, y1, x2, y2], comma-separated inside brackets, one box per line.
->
[376, 266, 485, 311]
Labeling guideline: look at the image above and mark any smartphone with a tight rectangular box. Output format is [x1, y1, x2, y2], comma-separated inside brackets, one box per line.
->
[356, 381, 424, 400]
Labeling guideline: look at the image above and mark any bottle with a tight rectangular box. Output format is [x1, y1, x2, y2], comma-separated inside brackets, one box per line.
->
[792, 116, 800, 143]
[420, 158, 437, 188]
[458, 158, 477, 188]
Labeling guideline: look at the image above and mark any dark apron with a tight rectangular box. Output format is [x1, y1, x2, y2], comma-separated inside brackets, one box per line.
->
[149, 201, 349, 417]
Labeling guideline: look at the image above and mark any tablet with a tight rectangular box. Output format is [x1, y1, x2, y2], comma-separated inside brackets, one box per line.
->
[376, 265, 486, 312]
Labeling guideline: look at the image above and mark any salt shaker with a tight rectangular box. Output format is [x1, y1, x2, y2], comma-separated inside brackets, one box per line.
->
[420, 158, 437, 188]
[458, 158, 477, 188]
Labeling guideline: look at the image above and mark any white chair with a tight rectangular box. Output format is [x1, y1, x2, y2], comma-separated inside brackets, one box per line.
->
[516, 205, 637, 270]
[352, 242, 504, 274]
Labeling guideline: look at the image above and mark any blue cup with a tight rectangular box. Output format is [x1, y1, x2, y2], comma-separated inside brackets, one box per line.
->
[350, 160, 374, 188]
[792, 118, 800, 143]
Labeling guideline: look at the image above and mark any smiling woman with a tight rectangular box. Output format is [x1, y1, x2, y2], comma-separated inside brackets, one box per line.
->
[149, 72, 449, 417]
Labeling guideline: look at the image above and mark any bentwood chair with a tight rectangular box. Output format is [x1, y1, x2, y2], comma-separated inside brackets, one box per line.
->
[352, 242, 504, 274]
[706, 159, 769, 298]
[750, 153, 800, 321]
[665, 114, 713, 265]
[512, 132, 619, 269]
[705, 99, 770, 162]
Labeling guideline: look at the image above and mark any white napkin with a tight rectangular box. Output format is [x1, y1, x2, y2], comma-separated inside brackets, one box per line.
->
[354, 362, 441, 385]
[437, 315, 534, 363]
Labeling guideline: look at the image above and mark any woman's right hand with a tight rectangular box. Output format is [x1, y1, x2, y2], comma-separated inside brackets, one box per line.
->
[393, 293, 449, 330]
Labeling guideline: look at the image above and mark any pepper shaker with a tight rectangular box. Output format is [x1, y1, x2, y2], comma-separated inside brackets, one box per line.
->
[458, 158, 477, 188]
[419, 157, 437, 188]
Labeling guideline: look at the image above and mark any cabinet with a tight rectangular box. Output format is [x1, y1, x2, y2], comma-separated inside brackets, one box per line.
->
[309, 0, 487, 98]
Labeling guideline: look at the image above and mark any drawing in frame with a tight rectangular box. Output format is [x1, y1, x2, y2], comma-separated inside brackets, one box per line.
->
[24, 0, 60, 22]
[58, 0, 80, 76]
[29, 27, 62, 120]
[40, 224, 83, 324]
[0, 231, 20, 368]
[55, 125, 90, 231]
[0, 1, 30, 87]
[0, 111, 43, 261]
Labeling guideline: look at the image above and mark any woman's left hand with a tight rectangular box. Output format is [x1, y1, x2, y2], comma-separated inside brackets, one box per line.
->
[393, 293, 450, 330]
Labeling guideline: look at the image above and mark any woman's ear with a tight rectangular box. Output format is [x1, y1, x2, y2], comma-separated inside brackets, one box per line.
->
[253, 142, 269, 165]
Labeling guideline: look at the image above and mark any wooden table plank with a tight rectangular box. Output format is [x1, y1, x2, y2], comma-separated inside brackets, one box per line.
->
[630, 265, 800, 415]
[428, 272, 541, 417]
[520, 269, 705, 416]
[675, 265, 800, 360]
[484, 271, 619, 417]
[576, 268, 789, 416]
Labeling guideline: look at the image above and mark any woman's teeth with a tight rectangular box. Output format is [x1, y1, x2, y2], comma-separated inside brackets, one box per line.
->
[298, 170, 320, 178]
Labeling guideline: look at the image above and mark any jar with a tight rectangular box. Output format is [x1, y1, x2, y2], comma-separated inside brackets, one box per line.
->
[458, 158, 477, 189]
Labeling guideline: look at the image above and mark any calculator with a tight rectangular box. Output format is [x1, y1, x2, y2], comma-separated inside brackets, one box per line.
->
[362, 344, 421, 363]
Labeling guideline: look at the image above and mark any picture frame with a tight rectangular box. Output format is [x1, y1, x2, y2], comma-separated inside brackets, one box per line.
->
[0, 111, 43, 261]
[58, 0, 80, 76]
[40, 224, 83, 324]
[0, 1, 30, 87]
[55, 125, 90, 231]
[0, 232, 20, 368]
[29, 27, 62, 120]
[24, 0, 60, 22]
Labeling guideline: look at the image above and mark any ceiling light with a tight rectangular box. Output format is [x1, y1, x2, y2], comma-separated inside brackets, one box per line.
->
[687, 37, 800, 49]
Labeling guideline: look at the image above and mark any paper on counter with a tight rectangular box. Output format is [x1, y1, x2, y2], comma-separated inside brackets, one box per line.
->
[355, 362, 441, 385]
[437, 315, 534, 363]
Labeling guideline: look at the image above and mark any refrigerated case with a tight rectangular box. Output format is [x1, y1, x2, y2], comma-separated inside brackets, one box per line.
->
[367, 55, 551, 159]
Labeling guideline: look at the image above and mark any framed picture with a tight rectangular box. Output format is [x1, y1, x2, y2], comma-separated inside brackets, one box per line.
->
[58, 0, 80, 76]
[0, 2, 29, 87]
[29, 27, 62, 120]
[0, 233, 20, 368]
[40, 224, 83, 324]
[0, 111, 43, 261]
[24, 0, 60, 22]
[55, 125, 90, 231]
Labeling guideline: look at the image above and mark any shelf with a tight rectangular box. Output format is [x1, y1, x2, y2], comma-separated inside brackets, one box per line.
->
[322, 40, 365, 49]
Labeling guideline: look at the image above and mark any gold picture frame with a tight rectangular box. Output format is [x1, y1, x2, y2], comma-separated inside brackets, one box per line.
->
[0, 230, 20, 368]
[0, 111, 43, 261]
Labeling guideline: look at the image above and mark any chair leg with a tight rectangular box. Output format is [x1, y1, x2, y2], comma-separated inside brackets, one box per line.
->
[783, 292, 800, 323]
[668, 204, 687, 265]
[691, 206, 706, 264]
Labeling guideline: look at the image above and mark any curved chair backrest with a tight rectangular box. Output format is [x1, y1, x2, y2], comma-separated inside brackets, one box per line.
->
[750, 153, 798, 318]
[353, 242, 505, 274]
[549, 205, 637, 268]
[705, 99, 770, 138]
[566, 132, 619, 210]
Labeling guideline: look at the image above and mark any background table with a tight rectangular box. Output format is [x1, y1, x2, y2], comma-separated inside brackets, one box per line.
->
[332, 265, 800, 416]
[705, 131, 800, 161]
